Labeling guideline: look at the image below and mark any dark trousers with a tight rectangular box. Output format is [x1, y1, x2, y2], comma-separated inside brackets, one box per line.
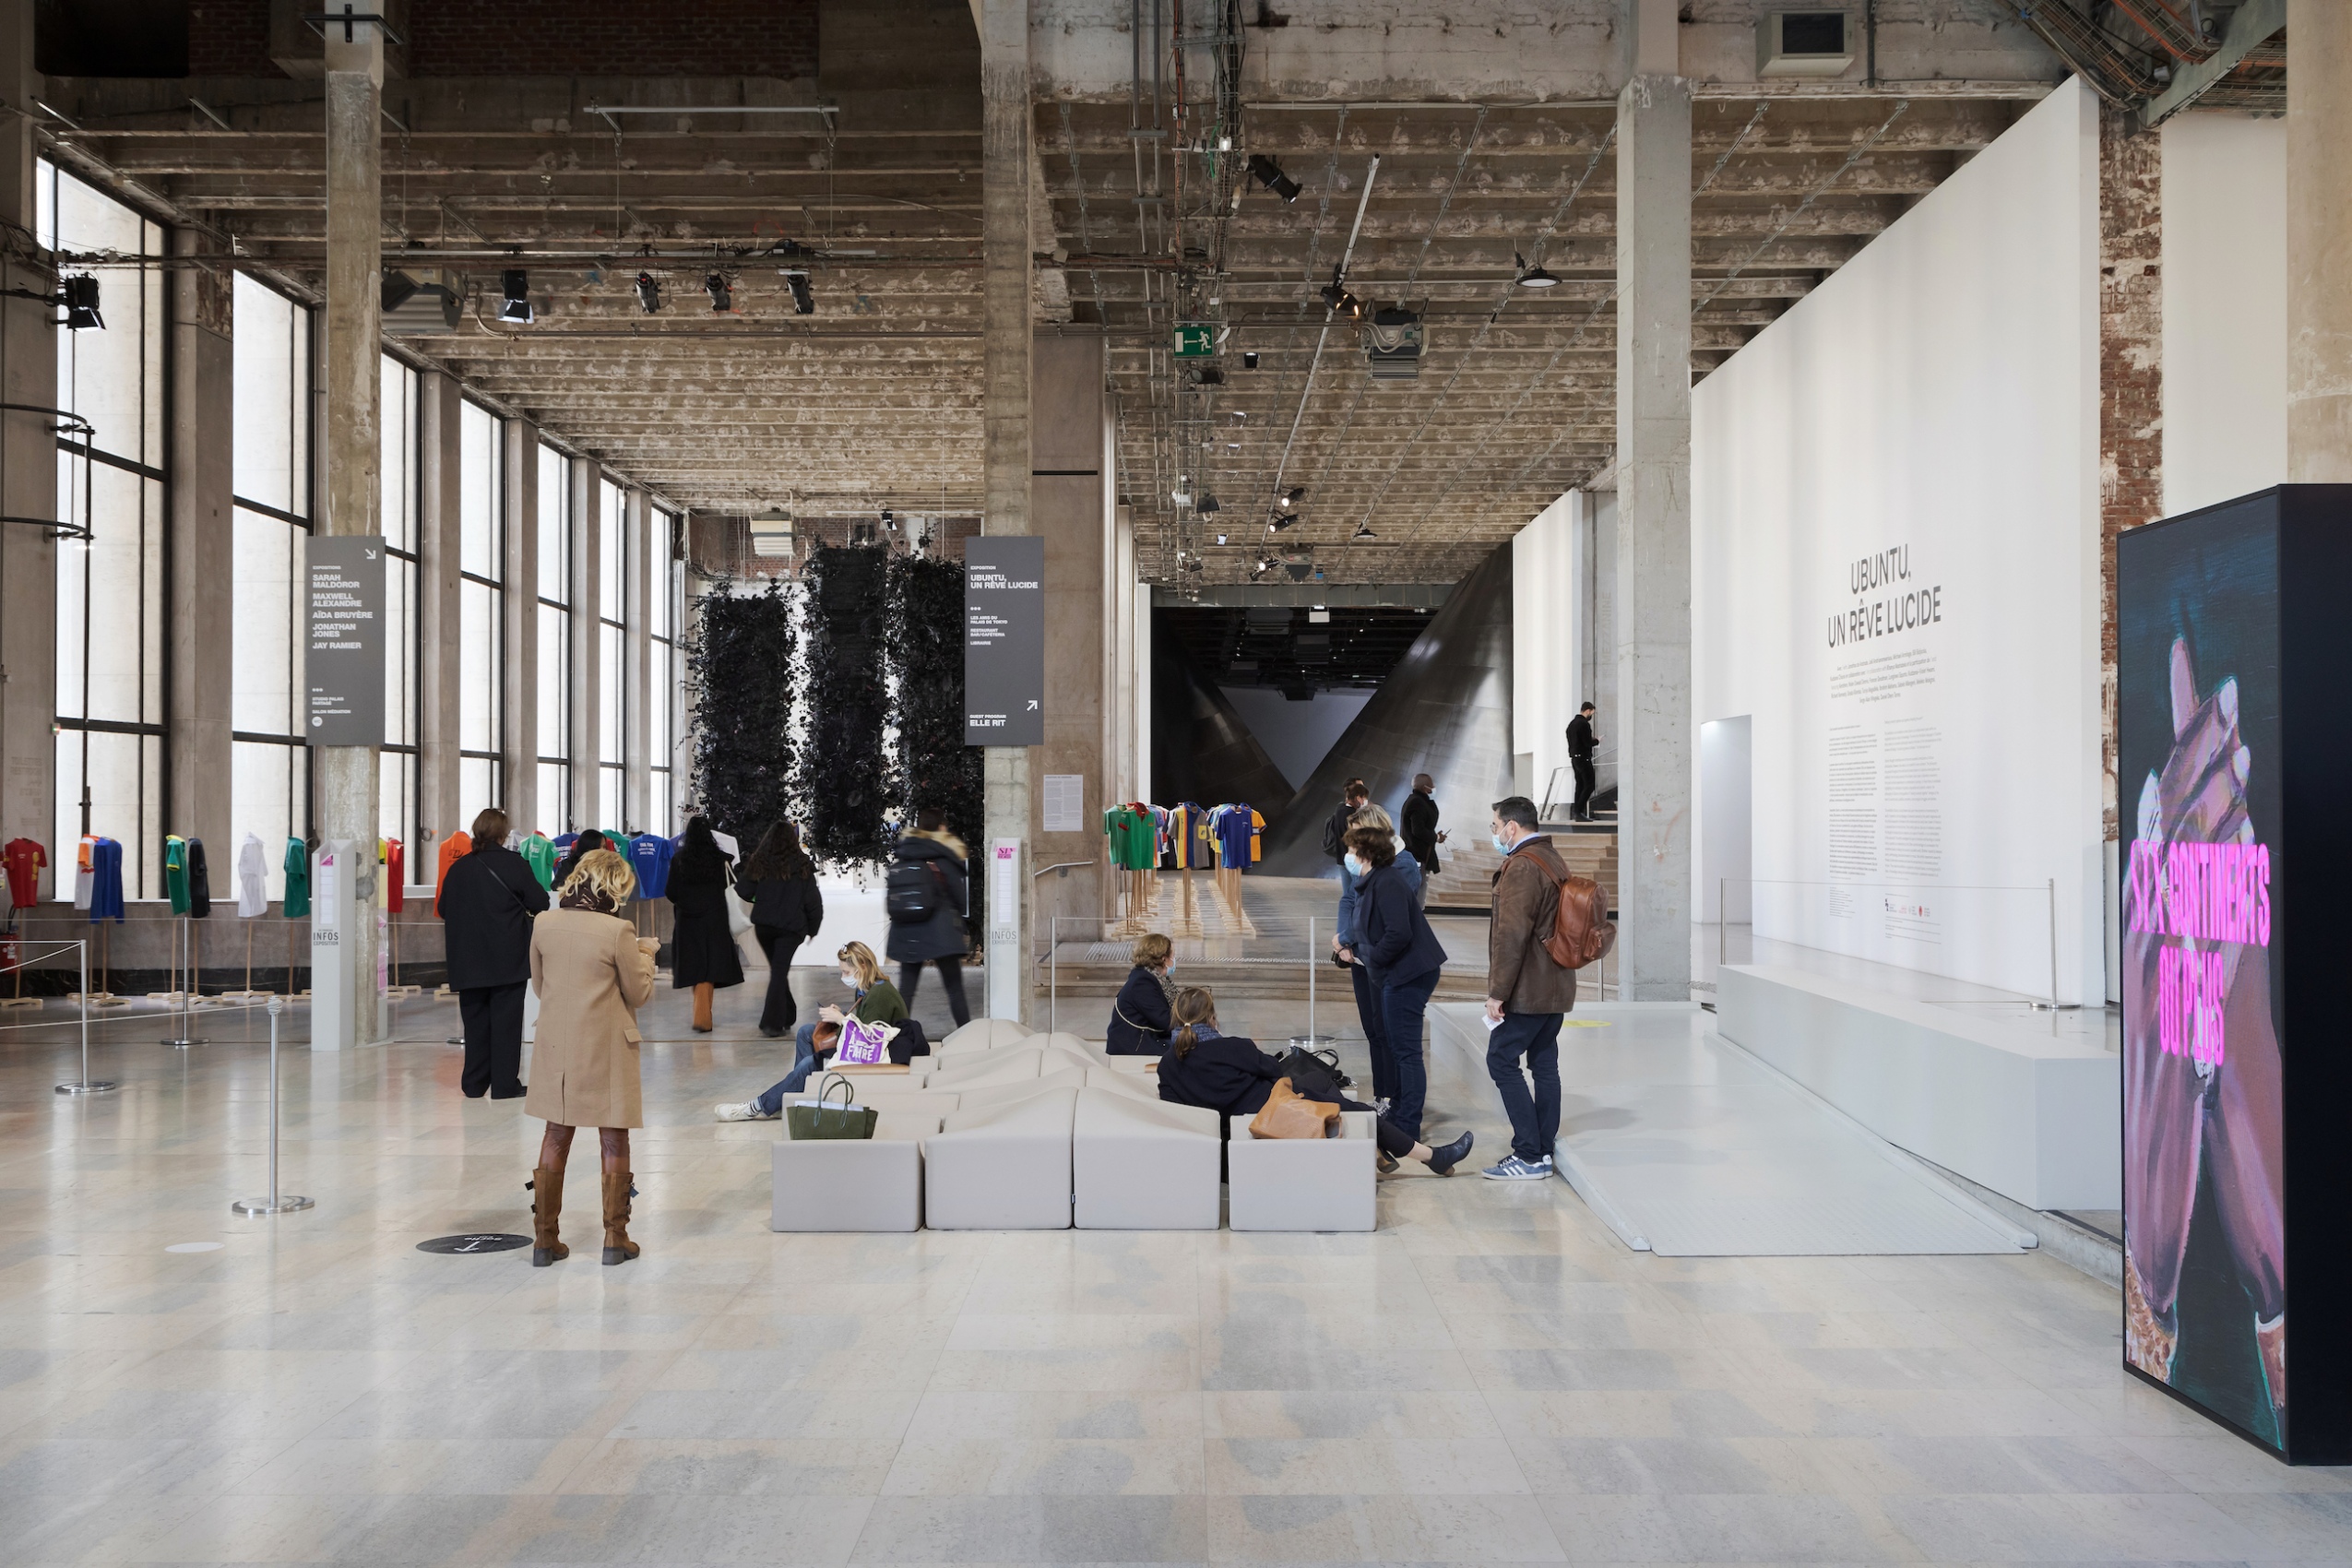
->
[899, 956, 972, 1028]
[1348, 961, 1396, 1102]
[1486, 1011, 1563, 1162]
[459, 980, 528, 1099]
[1571, 755, 1597, 818]
[753, 927, 804, 1035]
[1378, 968, 1440, 1141]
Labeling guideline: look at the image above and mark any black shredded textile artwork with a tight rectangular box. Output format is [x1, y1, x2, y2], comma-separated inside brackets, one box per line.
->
[796, 544, 894, 867]
[686, 576, 797, 847]
[886, 551, 988, 935]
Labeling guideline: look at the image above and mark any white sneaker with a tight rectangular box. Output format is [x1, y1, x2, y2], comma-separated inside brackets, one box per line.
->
[714, 1100, 776, 1122]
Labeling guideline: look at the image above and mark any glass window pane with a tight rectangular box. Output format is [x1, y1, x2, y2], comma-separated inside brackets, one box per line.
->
[384, 556, 416, 748]
[380, 750, 415, 852]
[600, 765, 622, 831]
[56, 463, 160, 726]
[599, 623, 623, 766]
[648, 522, 675, 642]
[380, 357, 417, 552]
[232, 741, 301, 897]
[459, 578, 500, 753]
[599, 479, 625, 623]
[232, 508, 300, 736]
[55, 730, 160, 901]
[232, 275, 302, 515]
[538, 612, 567, 765]
[651, 769, 671, 838]
[459, 756, 498, 819]
[459, 401, 500, 581]
[536, 762, 568, 836]
[51, 169, 161, 469]
[538, 443, 568, 604]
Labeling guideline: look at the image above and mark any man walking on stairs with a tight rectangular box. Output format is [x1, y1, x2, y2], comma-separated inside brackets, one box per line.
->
[1566, 703, 1599, 821]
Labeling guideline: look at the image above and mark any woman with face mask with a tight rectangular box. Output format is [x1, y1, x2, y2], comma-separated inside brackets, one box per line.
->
[1347, 822, 1447, 1144]
[714, 941, 906, 1121]
[1331, 802, 1420, 1111]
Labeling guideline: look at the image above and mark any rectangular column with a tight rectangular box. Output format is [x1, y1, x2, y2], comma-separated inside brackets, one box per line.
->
[416, 372, 462, 850]
[1612, 3, 1693, 1002]
[568, 457, 600, 831]
[980, 0, 1033, 1021]
[0, 0, 53, 887]
[167, 232, 234, 856]
[2287, 0, 2351, 481]
[499, 416, 540, 838]
[1032, 333, 1111, 934]
[316, 17, 386, 1046]
[624, 487, 652, 831]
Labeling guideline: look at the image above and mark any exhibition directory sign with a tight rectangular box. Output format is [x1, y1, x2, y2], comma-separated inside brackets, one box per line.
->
[964, 536, 1044, 746]
[2117, 483, 2352, 1464]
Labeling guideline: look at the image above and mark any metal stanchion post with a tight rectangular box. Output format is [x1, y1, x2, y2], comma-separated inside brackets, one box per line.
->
[161, 916, 206, 1049]
[56, 940, 116, 1095]
[233, 996, 312, 1216]
[1719, 877, 1727, 968]
[1049, 916, 1059, 1035]
[1307, 915, 1315, 1040]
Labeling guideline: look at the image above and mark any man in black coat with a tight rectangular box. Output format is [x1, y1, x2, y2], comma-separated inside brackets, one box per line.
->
[1399, 774, 1444, 878]
[436, 806, 551, 1099]
[1319, 778, 1371, 865]
[1567, 703, 1599, 821]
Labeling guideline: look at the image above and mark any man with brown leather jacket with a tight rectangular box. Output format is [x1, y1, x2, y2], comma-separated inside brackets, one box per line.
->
[1480, 795, 1574, 1180]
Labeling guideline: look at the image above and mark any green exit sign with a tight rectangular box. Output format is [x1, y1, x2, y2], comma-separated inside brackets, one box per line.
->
[1173, 323, 1214, 358]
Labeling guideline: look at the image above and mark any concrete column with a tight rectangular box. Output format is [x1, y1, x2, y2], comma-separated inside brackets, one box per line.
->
[166, 232, 233, 857]
[980, 0, 1032, 1021]
[569, 457, 600, 830]
[1032, 334, 1111, 937]
[2287, 0, 2352, 481]
[0, 0, 56, 889]
[1611, 0, 1693, 1001]
[416, 373, 462, 851]
[317, 16, 386, 1044]
[499, 416, 539, 838]
[624, 487, 651, 831]
[1112, 503, 1136, 803]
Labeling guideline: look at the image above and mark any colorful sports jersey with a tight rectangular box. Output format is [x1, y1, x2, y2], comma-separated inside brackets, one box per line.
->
[1167, 803, 1216, 869]
[520, 833, 557, 889]
[379, 838, 405, 912]
[628, 832, 673, 898]
[1102, 806, 1158, 870]
[436, 831, 471, 898]
[89, 837, 125, 922]
[74, 835, 96, 910]
[3, 837, 45, 908]
[282, 837, 311, 919]
[163, 835, 191, 914]
[1213, 804, 1261, 869]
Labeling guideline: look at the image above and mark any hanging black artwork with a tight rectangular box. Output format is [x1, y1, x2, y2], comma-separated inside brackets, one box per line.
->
[886, 551, 987, 932]
[796, 543, 894, 866]
[686, 576, 797, 846]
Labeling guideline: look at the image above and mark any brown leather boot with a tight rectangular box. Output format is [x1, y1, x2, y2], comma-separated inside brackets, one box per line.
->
[530, 1166, 568, 1266]
[601, 1169, 640, 1265]
[692, 982, 714, 1033]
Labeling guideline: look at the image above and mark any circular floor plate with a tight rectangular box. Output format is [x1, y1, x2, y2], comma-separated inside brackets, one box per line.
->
[416, 1232, 531, 1254]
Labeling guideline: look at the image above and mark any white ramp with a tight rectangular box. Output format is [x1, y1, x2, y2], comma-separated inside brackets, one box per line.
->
[1431, 1005, 2033, 1258]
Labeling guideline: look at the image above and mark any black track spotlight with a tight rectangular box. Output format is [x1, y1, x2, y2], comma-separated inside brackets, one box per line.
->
[881, 508, 897, 533]
[706, 272, 733, 312]
[635, 271, 661, 314]
[1514, 250, 1560, 289]
[1319, 268, 1362, 320]
[498, 268, 533, 325]
[1351, 521, 1377, 541]
[59, 274, 102, 330]
[1242, 350, 1259, 369]
[1280, 487, 1305, 510]
[1196, 493, 1220, 515]
[783, 269, 814, 315]
[1246, 153, 1301, 202]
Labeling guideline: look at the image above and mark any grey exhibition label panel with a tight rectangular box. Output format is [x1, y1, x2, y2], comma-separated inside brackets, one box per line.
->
[965, 535, 1044, 745]
[306, 535, 386, 746]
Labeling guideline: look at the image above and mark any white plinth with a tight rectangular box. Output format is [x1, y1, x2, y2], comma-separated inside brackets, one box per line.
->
[1714, 965, 2118, 1211]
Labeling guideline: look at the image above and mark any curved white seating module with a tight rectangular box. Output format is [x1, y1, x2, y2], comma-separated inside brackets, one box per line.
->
[923, 1086, 1078, 1229]
[923, 1048, 1044, 1089]
[771, 1106, 944, 1233]
[937, 1017, 1035, 1054]
[1073, 1087, 1220, 1229]
[1226, 1110, 1378, 1231]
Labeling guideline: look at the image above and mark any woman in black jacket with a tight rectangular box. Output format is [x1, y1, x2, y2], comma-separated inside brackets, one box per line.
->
[884, 811, 973, 1028]
[1156, 988, 1470, 1173]
[1347, 824, 1450, 1144]
[665, 814, 745, 1033]
[742, 820, 824, 1038]
[1105, 932, 1175, 1054]
[436, 806, 552, 1099]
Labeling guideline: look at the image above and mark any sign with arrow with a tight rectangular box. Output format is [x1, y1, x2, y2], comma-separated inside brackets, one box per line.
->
[1173, 322, 1214, 358]
[307, 534, 386, 747]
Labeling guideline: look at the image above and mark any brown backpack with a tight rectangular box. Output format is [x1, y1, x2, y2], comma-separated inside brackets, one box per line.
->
[1514, 851, 1617, 970]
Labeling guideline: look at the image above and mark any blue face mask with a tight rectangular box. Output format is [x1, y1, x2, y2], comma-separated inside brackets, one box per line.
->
[1343, 852, 1364, 879]
[1492, 832, 1512, 854]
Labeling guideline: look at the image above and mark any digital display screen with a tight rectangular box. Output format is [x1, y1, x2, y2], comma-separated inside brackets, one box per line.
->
[2119, 506, 2287, 1449]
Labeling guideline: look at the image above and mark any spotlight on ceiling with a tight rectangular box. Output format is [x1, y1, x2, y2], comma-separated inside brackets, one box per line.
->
[635, 271, 661, 314]
[1215, 533, 1229, 546]
[1242, 350, 1259, 369]
[1319, 268, 1362, 320]
[881, 508, 897, 532]
[1196, 493, 1220, 515]
[1280, 487, 1304, 510]
[782, 269, 814, 315]
[498, 268, 533, 325]
[1351, 522, 1377, 540]
[59, 274, 102, 331]
[1513, 251, 1560, 289]
[706, 273, 733, 312]
[1246, 153, 1301, 202]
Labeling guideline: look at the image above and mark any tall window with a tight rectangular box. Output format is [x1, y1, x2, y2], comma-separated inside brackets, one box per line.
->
[230, 275, 311, 895]
[598, 477, 626, 828]
[379, 356, 421, 855]
[535, 442, 570, 830]
[457, 401, 503, 814]
[649, 506, 680, 835]
[44, 162, 165, 894]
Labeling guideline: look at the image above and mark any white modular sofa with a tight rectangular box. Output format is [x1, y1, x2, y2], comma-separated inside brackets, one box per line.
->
[1226, 1110, 1379, 1231]
[923, 1086, 1079, 1229]
[1072, 1086, 1220, 1229]
[770, 1103, 950, 1232]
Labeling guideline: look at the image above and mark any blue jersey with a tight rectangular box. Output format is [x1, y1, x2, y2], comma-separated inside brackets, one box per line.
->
[1214, 805, 1258, 869]
[89, 837, 125, 921]
[628, 833, 674, 899]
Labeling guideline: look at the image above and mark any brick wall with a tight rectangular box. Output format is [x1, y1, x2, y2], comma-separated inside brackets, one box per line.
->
[2098, 106, 2162, 842]
[186, 2, 271, 77]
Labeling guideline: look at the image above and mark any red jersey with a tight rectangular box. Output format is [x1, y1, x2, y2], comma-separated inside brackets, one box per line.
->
[3, 837, 45, 908]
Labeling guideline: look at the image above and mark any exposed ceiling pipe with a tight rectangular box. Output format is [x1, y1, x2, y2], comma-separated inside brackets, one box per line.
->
[2106, 0, 2218, 61]
[2008, 1, 2166, 105]
[1265, 154, 1378, 516]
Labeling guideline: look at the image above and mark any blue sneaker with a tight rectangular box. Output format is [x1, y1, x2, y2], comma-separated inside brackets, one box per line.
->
[1480, 1154, 1553, 1182]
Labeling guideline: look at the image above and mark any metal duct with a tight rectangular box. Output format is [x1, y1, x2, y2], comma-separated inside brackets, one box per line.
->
[2107, 0, 2217, 61]
[1148, 612, 1296, 830]
[1254, 541, 1515, 878]
[2010, 2, 2166, 105]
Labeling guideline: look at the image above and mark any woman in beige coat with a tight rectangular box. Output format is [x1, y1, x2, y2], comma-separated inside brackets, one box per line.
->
[526, 849, 659, 1267]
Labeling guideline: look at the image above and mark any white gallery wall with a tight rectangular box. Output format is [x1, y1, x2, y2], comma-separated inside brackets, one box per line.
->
[1512, 491, 1584, 811]
[1692, 78, 2105, 1004]
[2161, 114, 2287, 516]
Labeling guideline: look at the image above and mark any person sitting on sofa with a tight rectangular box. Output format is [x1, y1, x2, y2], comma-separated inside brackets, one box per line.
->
[1153, 986, 1473, 1175]
[1105, 932, 1176, 1055]
[713, 941, 907, 1122]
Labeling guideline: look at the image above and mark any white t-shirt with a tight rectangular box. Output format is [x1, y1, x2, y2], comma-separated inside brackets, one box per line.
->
[237, 834, 269, 918]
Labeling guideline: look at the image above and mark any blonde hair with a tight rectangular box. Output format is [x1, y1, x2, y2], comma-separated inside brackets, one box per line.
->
[837, 940, 882, 987]
[1350, 802, 1396, 833]
[1132, 932, 1172, 969]
[1170, 986, 1217, 1058]
[557, 847, 637, 906]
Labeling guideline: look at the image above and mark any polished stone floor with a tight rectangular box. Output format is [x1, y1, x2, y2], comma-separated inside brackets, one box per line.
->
[2, 977, 2346, 1565]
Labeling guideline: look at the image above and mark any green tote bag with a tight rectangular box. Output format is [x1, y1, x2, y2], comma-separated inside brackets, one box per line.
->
[787, 1073, 879, 1141]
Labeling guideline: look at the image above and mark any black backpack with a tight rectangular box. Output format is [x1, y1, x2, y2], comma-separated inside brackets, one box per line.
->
[885, 857, 943, 922]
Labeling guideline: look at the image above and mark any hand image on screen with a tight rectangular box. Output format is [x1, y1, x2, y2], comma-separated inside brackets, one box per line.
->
[2121, 637, 2287, 1420]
